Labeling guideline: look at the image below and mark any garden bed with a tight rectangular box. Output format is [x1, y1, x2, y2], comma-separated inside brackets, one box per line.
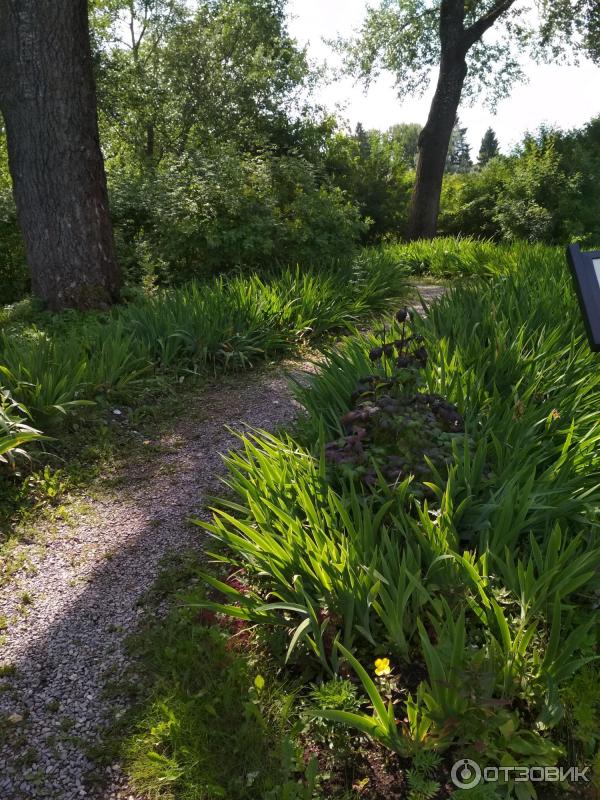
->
[120, 244, 599, 799]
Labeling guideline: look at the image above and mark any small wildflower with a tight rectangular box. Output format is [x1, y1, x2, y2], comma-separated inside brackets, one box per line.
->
[550, 409, 561, 421]
[374, 657, 391, 677]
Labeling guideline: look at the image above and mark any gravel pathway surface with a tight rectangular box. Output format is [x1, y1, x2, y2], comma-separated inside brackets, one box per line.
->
[0, 286, 444, 800]
[409, 282, 448, 311]
[0, 368, 307, 800]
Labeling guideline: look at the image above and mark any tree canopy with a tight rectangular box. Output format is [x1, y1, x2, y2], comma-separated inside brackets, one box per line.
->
[337, 0, 599, 238]
[339, 0, 597, 106]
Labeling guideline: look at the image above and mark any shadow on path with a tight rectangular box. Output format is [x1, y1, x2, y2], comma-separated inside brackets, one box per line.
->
[0, 368, 303, 800]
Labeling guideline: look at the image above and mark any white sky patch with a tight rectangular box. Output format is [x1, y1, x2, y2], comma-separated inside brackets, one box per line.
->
[288, 0, 600, 154]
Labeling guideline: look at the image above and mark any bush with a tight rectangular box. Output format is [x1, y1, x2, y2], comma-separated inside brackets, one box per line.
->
[0, 137, 28, 305]
[438, 120, 600, 247]
[109, 148, 367, 286]
[493, 136, 581, 243]
[438, 158, 508, 240]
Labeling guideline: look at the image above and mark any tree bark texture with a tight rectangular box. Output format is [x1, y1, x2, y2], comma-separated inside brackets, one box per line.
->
[407, 53, 467, 240]
[0, 0, 121, 310]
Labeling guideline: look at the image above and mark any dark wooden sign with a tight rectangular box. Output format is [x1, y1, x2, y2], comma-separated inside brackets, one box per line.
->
[567, 244, 600, 352]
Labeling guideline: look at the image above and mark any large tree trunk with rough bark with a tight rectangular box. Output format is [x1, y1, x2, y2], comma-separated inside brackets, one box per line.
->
[407, 54, 467, 240]
[0, 0, 121, 311]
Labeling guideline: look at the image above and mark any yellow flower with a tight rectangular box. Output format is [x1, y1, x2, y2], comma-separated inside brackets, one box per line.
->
[374, 657, 391, 677]
[550, 409, 561, 421]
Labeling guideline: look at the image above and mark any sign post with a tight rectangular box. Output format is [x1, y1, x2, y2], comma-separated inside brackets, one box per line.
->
[567, 244, 600, 352]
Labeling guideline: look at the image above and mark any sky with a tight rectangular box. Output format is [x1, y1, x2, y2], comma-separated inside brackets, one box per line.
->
[287, 0, 600, 154]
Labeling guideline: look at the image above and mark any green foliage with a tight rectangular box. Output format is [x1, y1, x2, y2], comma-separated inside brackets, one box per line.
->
[93, 0, 317, 162]
[0, 132, 28, 305]
[110, 149, 366, 284]
[0, 252, 408, 436]
[406, 768, 440, 800]
[304, 678, 360, 755]
[561, 665, 600, 759]
[440, 120, 600, 245]
[322, 315, 465, 496]
[439, 159, 509, 240]
[121, 580, 309, 799]
[324, 125, 414, 241]
[379, 236, 526, 278]
[493, 135, 580, 242]
[307, 642, 413, 755]
[194, 240, 599, 795]
[0, 389, 43, 468]
[446, 119, 472, 174]
[478, 127, 500, 167]
[336, 0, 593, 111]
[88, 0, 366, 287]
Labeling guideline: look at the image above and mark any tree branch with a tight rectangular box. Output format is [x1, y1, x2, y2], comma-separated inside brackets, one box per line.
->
[462, 0, 517, 50]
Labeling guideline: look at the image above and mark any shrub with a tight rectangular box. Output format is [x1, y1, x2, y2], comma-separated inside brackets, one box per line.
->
[438, 157, 508, 240]
[0, 142, 28, 304]
[438, 121, 600, 247]
[109, 148, 367, 286]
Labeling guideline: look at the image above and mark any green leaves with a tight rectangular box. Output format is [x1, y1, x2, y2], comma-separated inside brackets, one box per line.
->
[0, 255, 406, 437]
[187, 239, 600, 793]
[307, 642, 411, 756]
[0, 388, 44, 466]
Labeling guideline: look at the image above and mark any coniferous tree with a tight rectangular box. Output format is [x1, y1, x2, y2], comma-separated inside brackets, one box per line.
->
[354, 123, 372, 160]
[446, 120, 473, 173]
[478, 127, 500, 166]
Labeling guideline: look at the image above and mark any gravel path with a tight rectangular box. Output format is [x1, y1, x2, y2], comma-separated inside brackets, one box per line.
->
[0, 367, 306, 800]
[0, 286, 446, 800]
[409, 282, 448, 311]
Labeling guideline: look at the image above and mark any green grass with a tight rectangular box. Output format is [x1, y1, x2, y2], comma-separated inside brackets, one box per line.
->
[93, 554, 317, 800]
[6, 239, 599, 797]
[176, 243, 600, 797]
[0, 251, 409, 544]
[0, 254, 409, 433]
[381, 237, 561, 279]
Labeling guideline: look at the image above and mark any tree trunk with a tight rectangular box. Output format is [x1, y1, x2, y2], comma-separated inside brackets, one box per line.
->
[0, 0, 121, 311]
[407, 54, 467, 240]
